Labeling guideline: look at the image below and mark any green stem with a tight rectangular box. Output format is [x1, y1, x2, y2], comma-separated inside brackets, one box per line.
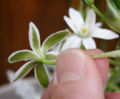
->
[42, 50, 120, 65]
[43, 57, 120, 66]
[92, 50, 120, 59]
[90, 4, 111, 25]
[78, 0, 84, 12]
[41, 58, 56, 65]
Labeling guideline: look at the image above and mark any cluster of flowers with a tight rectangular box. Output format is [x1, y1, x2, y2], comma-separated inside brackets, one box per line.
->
[8, 8, 119, 88]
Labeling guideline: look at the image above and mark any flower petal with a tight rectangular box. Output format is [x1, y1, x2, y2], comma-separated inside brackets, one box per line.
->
[34, 63, 49, 88]
[49, 42, 62, 53]
[11, 61, 36, 82]
[8, 50, 40, 63]
[85, 9, 96, 29]
[47, 51, 59, 56]
[61, 35, 81, 51]
[69, 8, 84, 29]
[82, 38, 96, 49]
[95, 22, 102, 27]
[42, 30, 69, 55]
[29, 22, 42, 56]
[92, 27, 119, 39]
[46, 51, 57, 60]
[64, 16, 78, 33]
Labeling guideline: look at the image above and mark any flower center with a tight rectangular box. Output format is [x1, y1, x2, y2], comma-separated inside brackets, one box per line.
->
[81, 29, 87, 34]
[77, 27, 90, 38]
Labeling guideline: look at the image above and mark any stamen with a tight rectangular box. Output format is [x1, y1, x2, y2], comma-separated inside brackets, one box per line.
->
[82, 29, 87, 34]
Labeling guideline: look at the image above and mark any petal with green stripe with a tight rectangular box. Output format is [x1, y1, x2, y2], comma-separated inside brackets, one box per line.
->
[34, 63, 49, 88]
[11, 61, 36, 82]
[8, 50, 40, 63]
[42, 30, 69, 55]
[29, 22, 42, 56]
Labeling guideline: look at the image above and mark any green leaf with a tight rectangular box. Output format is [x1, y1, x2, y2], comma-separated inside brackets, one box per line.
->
[8, 50, 40, 63]
[106, 0, 120, 19]
[92, 50, 120, 59]
[12, 61, 36, 82]
[35, 63, 49, 88]
[42, 30, 69, 55]
[29, 22, 43, 57]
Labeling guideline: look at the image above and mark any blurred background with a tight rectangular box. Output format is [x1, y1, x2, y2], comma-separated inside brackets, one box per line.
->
[0, 0, 117, 86]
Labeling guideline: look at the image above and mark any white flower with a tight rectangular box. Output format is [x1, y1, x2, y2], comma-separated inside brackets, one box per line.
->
[62, 8, 119, 50]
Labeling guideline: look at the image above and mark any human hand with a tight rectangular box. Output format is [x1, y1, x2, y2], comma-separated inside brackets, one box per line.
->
[41, 49, 120, 99]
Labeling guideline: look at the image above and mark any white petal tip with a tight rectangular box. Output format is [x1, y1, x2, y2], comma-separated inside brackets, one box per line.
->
[69, 8, 79, 16]
[63, 16, 68, 20]
[69, 8, 75, 12]
[29, 22, 36, 29]
[69, 7, 78, 13]
[29, 22, 34, 26]
[113, 35, 119, 39]
[8, 56, 11, 63]
[8, 53, 15, 63]
[88, 9, 95, 16]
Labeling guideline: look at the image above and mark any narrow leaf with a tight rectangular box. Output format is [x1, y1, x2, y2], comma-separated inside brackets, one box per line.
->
[29, 22, 43, 56]
[8, 50, 40, 63]
[42, 30, 69, 55]
[107, 0, 120, 18]
[34, 63, 49, 88]
[11, 61, 36, 82]
[92, 50, 120, 58]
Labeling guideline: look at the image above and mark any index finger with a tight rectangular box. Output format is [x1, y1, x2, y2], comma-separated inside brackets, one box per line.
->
[86, 49, 109, 85]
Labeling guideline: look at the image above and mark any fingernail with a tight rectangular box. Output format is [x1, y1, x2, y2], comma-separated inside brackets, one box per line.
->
[56, 49, 87, 84]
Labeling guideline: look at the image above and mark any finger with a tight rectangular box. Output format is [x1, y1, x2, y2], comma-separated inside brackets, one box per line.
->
[86, 49, 109, 85]
[52, 49, 104, 99]
[41, 81, 53, 99]
[105, 92, 120, 99]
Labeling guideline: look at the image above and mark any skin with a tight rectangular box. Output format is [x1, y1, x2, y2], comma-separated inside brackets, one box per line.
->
[41, 49, 120, 99]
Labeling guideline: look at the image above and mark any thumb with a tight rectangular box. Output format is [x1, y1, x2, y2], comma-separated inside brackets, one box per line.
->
[52, 49, 104, 99]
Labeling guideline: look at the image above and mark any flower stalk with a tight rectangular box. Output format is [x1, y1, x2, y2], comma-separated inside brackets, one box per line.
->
[91, 50, 120, 58]
[39, 50, 120, 65]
